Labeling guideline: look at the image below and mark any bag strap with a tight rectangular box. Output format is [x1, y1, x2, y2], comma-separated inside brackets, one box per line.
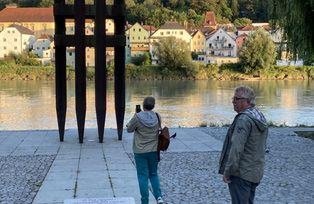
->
[155, 113, 162, 162]
[156, 113, 161, 129]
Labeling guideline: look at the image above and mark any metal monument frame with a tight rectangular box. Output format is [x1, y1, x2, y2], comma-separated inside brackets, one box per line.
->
[54, 0, 126, 143]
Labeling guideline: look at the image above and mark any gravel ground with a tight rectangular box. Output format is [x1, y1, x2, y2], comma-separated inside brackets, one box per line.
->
[157, 127, 314, 204]
[0, 128, 313, 204]
[0, 155, 55, 204]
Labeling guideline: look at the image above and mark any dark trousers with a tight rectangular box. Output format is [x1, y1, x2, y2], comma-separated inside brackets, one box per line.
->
[228, 176, 259, 204]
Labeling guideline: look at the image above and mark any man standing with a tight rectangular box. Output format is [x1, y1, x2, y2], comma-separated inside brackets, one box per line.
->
[219, 85, 268, 204]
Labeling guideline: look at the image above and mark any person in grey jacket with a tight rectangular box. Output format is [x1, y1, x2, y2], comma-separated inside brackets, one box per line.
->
[219, 85, 268, 204]
[126, 96, 164, 204]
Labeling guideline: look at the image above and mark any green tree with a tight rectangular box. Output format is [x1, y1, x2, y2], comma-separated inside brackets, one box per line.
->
[154, 37, 195, 77]
[18, 0, 41, 7]
[39, 0, 53, 7]
[131, 53, 151, 66]
[239, 28, 276, 73]
[229, 0, 239, 19]
[270, 0, 314, 64]
[233, 17, 252, 27]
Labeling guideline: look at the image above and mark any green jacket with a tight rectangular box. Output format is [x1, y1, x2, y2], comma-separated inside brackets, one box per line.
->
[219, 107, 268, 183]
[126, 111, 159, 154]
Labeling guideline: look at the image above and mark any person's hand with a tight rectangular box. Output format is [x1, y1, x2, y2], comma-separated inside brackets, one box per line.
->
[223, 175, 231, 183]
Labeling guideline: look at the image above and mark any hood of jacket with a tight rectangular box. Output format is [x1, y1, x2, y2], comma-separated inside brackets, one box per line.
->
[242, 107, 267, 132]
[136, 110, 158, 127]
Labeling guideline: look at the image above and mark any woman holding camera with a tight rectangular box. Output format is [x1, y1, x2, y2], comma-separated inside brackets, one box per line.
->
[126, 96, 164, 204]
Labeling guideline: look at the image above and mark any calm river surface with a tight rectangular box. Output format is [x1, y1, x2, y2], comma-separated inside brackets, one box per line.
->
[0, 80, 313, 130]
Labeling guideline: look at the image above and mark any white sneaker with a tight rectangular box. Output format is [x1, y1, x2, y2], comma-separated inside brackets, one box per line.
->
[157, 197, 164, 204]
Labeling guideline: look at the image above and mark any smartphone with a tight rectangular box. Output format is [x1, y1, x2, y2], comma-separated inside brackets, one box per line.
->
[136, 105, 141, 113]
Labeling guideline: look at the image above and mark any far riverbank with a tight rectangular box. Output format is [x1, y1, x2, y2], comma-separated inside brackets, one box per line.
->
[0, 63, 313, 80]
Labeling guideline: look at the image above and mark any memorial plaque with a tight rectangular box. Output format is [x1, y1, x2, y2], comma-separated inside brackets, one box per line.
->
[64, 197, 135, 204]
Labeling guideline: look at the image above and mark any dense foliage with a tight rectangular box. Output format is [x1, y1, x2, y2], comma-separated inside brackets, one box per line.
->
[154, 37, 196, 77]
[1, 0, 269, 26]
[269, 0, 314, 64]
[239, 28, 276, 73]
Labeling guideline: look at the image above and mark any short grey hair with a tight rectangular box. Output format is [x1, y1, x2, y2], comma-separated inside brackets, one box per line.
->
[235, 85, 256, 106]
[143, 96, 155, 110]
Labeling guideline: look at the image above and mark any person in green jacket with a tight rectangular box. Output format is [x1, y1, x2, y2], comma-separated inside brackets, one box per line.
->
[126, 96, 164, 204]
[219, 85, 268, 204]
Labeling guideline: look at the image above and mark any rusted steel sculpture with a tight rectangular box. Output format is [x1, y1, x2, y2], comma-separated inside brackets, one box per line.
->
[54, 0, 126, 143]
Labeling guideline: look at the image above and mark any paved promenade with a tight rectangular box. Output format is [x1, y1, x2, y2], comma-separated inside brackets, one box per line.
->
[0, 127, 313, 204]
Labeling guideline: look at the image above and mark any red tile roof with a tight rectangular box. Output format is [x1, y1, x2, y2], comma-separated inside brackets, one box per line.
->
[8, 24, 34, 35]
[237, 25, 255, 31]
[0, 7, 54, 22]
[159, 21, 185, 30]
[203, 11, 217, 27]
[142, 25, 156, 32]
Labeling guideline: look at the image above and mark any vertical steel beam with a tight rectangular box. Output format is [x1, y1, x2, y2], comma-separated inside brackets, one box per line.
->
[94, 0, 106, 143]
[114, 0, 126, 140]
[54, 0, 66, 142]
[74, 0, 86, 143]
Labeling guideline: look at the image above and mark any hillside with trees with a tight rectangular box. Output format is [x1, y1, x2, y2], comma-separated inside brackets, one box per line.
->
[1, 0, 269, 27]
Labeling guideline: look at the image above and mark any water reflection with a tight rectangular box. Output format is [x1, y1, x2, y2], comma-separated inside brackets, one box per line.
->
[0, 80, 313, 130]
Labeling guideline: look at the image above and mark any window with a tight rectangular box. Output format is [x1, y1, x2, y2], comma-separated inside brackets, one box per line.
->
[180, 31, 183, 35]
[160, 32, 163, 35]
[12, 30, 15, 33]
[217, 36, 219, 40]
[228, 43, 231, 47]
[139, 28, 141, 32]
[4, 46, 6, 49]
[3, 38, 6, 42]
[14, 38, 17, 42]
[133, 28, 135, 31]
[14, 46, 17, 50]
[138, 36, 140, 40]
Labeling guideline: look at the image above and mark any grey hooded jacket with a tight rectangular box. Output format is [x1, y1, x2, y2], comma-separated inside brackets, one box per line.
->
[218, 107, 268, 183]
[126, 111, 159, 153]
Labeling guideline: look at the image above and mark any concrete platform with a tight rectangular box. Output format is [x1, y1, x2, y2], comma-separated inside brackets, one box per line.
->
[0, 128, 222, 204]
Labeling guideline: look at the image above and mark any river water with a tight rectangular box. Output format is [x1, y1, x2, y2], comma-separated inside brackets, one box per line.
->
[0, 80, 313, 130]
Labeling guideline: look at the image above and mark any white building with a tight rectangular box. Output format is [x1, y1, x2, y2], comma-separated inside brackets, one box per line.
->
[32, 34, 52, 58]
[149, 21, 192, 64]
[0, 24, 35, 58]
[203, 28, 238, 65]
